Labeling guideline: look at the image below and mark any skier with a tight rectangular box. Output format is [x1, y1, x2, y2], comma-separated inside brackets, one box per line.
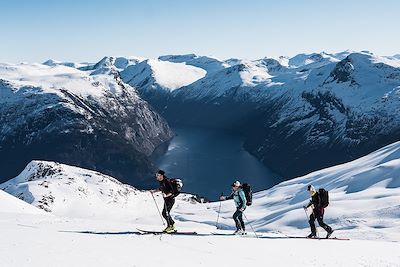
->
[303, 185, 334, 238]
[220, 180, 247, 235]
[150, 170, 176, 233]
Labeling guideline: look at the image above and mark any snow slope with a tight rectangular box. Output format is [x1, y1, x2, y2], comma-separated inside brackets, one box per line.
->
[2, 141, 400, 241]
[121, 59, 206, 92]
[1, 141, 400, 266]
[0, 188, 45, 215]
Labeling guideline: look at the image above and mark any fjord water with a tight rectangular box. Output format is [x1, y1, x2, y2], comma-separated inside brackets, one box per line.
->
[152, 126, 281, 200]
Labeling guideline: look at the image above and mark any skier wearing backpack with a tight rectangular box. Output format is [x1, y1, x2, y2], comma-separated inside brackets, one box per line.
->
[150, 170, 176, 233]
[303, 185, 334, 238]
[220, 181, 247, 235]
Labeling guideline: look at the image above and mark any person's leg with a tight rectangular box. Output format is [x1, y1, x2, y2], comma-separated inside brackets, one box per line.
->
[316, 208, 332, 233]
[309, 212, 317, 236]
[233, 209, 242, 230]
[238, 211, 245, 231]
[165, 198, 175, 226]
[162, 202, 168, 225]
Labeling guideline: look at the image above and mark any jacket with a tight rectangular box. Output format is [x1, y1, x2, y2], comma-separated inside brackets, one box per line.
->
[226, 188, 247, 209]
[159, 177, 174, 199]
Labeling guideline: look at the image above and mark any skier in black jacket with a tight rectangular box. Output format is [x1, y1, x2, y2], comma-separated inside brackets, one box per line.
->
[150, 170, 176, 233]
[303, 185, 334, 238]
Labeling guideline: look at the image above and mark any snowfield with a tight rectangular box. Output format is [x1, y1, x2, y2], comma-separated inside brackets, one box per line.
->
[1, 141, 400, 266]
[121, 59, 207, 91]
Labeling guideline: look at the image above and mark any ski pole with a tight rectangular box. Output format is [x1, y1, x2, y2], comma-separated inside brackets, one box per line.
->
[304, 207, 309, 221]
[151, 192, 165, 226]
[215, 192, 223, 229]
[243, 212, 258, 238]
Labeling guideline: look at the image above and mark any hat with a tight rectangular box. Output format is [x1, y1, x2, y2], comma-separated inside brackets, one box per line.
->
[307, 185, 316, 193]
[231, 180, 241, 187]
[156, 170, 165, 176]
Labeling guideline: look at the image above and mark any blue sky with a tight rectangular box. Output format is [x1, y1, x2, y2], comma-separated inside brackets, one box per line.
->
[1, 0, 399, 63]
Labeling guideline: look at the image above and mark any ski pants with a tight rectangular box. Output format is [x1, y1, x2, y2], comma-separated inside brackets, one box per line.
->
[309, 208, 332, 235]
[162, 197, 175, 226]
[233, 208, 245, 231]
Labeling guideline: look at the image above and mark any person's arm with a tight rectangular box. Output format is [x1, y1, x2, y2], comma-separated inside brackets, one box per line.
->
[163, 179, 174, 198]
[239, 190, 247, 210]
[225, 193, 234, 200]
[220, 193, 233, 201]
[303, 199, 313, 209]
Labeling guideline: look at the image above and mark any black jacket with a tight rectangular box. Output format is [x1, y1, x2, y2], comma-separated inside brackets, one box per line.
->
[307, 192, 321, 209]
[159, 177, 174, 199]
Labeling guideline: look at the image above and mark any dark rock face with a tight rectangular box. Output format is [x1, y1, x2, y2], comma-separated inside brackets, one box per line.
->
[0, 73, 173, 187]
[327, 57, 355, 84]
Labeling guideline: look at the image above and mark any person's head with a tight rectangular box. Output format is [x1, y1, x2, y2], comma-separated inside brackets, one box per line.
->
[307, 185, 316, 196]
[155, 169, 165, 181]
[231, 180, 241, 191]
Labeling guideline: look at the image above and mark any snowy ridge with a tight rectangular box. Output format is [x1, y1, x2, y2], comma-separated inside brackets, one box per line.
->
[121, 59, 206, 92]
[0, 62, 121, 99]
[158, 53, 230, 74]
[0, 161, 199, 221]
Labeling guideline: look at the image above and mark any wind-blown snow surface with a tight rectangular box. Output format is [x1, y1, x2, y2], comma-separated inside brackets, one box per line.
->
[1, 141, 400, 266]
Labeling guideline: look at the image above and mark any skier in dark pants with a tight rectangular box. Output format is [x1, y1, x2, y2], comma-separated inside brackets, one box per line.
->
[303, 185, 334, 238]
[150, 170, 176, 233]
[220, 181, 247, 235]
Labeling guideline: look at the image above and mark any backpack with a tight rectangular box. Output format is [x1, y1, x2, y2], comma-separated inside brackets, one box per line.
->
[241, 183, 253, 206]
[318, 188, 329, 208]
[170, 178, 183, 197]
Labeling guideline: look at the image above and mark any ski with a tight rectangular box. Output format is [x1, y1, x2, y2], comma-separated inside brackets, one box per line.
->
[211, 232, 236, 236]
[211, 232, 261, 238]
[278, 236, 350, 241]
[137, 229, 198, 235]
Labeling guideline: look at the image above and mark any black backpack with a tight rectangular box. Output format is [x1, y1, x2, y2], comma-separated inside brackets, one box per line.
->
[170, 178, 183, 197]
[241, 183, 253, 206]
[318, 188, 329, 208]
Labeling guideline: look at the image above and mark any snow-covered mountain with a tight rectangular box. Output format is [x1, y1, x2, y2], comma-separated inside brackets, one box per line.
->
[142, 51, 400, 178]
[0, 61, 173, 185]
[2, 50, 400, 184]
[120, 59, 206, 103]
[42, 59, 89, 69]
[0, 160, 200, 221]
[158, 54, 230, 74]
[79, 56, 144, 74]
[288, 52, 340, 68]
